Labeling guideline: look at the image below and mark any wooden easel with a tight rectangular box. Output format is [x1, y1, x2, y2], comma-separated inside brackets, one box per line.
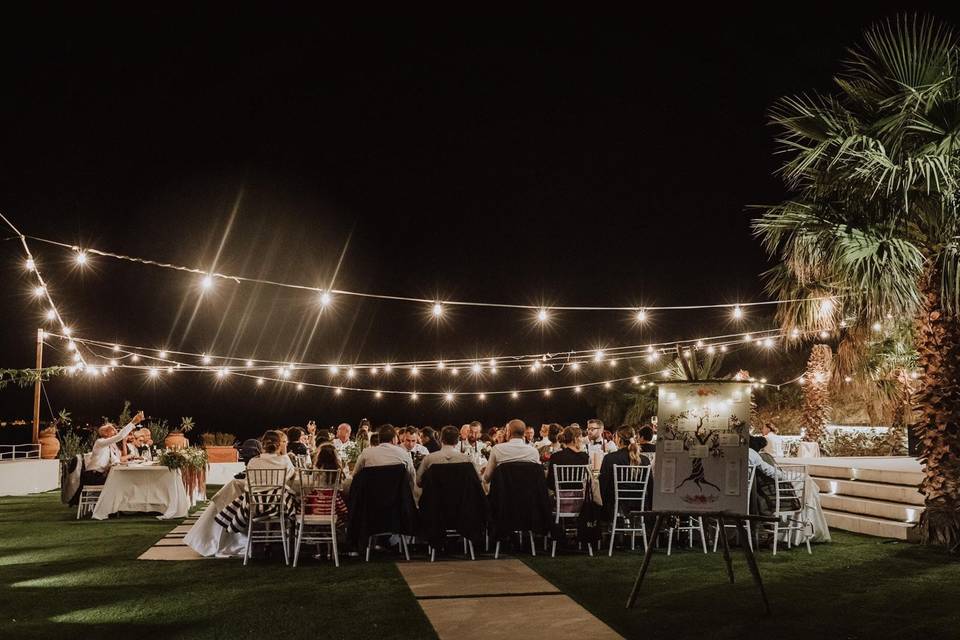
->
[625, 510, 779, 614]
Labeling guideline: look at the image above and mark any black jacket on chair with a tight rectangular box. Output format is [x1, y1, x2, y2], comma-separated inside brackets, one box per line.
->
[417, 462, 488, 548]
[599, 448, 650, 522]
[487, 461, 552, 541]
[346, 464, 416, 547]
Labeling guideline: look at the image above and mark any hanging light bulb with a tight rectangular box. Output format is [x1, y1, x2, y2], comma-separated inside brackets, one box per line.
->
[131, 354, 140, 363]
[432, 302, 444, 318]
[511, 391, 519, 399]
[450, 367, 459, 376]
[478, 393, 486, 401]
[632, 376, 640, 384]
[375, 391, 383, 399]
[201, 354, 212, 365]
[256, 377, 264, 386]
[594, 349, 605, 362]
[245, 360, 254, 368]
[536, 308, 550, 323]
[109, 359, 118, 367]
[574, 385, 582, 393]
[67, 341, 76, 351]
[45, 308, 56, 321]
[604, 381, 612, 389]
[25, 258, 35, 271]
[296, 383, 304, 391]
[437, 361, 446, 370]
[544, 388, 552, 397]
[744, 334, 753, 343]
[384, 364, 393, 373]
[74, 251, 88, 266]
[635, 308, 647, 323]
[410, 366, 419, 377]
[471, 362, 482, 374]
[334, 387, 343, 395]
[329, 365, 340, 375]
[762, 338, 774, 348]
[410, 392, 418, 401]
[732, 305, 743, 320]
[148, 367, 159, 378]
[158, 350, 168, 359]
[490, 366, 497, 375]
[201, 274, 214, 290]
[570, 362, 580, 371]
[32, 285, 45, 297]
[609, 358, 618, 367]
[706, 345, 716, 354]
[281, 368, 291, 379]
[695, 340, 704, 349]
[444, 392, 454, 402]
[166, 366, 174, 374]
[370, 367, 379, 375]
[488, 358, 497, 368]
[346, 367, 356, 379]
[720, 345, 728, 352]
[319, 291, 332, 307]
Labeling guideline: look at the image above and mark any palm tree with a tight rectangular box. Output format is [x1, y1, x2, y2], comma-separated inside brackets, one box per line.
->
[753, 14, 960, 549]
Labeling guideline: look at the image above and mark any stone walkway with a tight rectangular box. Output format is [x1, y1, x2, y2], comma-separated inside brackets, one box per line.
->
[137, 507, 206, 560]
[397, 559, 622, 640]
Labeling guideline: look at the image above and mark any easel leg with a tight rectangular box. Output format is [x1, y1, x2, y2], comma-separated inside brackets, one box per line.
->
[626, 514, 664, 609]
[736, 520, 770, 615]
[718, 517, 735, 584]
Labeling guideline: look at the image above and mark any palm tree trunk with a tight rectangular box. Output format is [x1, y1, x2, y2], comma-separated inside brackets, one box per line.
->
[914, 267, 960, 550]
[801, 344, 832, 446]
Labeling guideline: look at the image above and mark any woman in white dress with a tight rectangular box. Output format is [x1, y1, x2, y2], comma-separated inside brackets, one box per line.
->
[761, 422, 784, 458]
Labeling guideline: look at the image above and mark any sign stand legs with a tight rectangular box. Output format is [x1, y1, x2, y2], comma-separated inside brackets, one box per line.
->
[625, 513, 664, 609]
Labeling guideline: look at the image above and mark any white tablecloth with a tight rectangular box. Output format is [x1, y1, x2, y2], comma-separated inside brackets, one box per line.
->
[92, 464, 191, 520]
[184, 479, 248, 557]
[804, 476, 831, 543]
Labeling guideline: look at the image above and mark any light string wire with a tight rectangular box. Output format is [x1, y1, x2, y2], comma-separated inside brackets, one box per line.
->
[45, 336, 787, 397]
[23, 233, 838, 312]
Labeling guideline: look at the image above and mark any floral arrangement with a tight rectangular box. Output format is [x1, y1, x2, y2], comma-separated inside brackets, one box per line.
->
[157, 446, 208, 471]
[338, 439, 365, 466]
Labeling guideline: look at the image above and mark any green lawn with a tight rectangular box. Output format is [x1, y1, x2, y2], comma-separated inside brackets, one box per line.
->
[4, 491, 960, 640]
[0, 491, 436, 640]
[526, 531, 960, 640]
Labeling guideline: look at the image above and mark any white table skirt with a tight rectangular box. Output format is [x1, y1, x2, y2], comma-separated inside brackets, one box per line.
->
[92, 464, 191, 520]
[804, 476, 831, 543]
[184, 479, 248, 557]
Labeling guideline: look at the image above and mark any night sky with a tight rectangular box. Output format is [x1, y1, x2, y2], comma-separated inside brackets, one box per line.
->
[2, 6, 956, 438]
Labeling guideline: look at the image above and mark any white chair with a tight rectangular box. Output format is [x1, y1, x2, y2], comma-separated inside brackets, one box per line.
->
[666, 515, 708, 555]
[76, 485, 104, 519]
[607, 464, 651, 556]
[712, 465, 758, 552]
[293, 454, 312, 469]
[759, 464, 812, 555]
[549, 465, 594, 557]
[243, 468, 290, 566]
[293, 468, 341, 567]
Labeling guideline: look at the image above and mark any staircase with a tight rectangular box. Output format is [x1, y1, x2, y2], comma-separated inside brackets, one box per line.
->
[789, 457, 923, 541]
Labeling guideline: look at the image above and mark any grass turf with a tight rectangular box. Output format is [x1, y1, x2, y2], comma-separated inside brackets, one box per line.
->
[0, 490, 436, 640]
[525, 531, 960, 640]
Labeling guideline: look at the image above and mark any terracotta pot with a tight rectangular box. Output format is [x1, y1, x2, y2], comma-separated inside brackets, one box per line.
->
[205, 445, 237, 463]
[164, 432, 189, 450]
[38, 428, 60, 459]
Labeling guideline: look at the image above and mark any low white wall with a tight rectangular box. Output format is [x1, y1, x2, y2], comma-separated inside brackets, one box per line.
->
[206, 462, 244, 486]
[0, 459, 60, 496]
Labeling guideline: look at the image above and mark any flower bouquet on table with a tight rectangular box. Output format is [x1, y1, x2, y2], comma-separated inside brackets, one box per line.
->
[339, 437, 366, 470]
[157, 446, 209, 502]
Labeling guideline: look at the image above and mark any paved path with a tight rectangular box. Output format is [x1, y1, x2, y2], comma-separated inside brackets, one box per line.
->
[137, 507, 206, 560]
[397, 559, 622, 640]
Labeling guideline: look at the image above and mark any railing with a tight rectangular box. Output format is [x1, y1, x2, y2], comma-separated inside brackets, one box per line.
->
[0, 443, 42, 461]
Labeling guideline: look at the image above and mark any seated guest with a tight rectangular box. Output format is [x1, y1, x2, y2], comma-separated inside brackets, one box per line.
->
[637, 425, 656, 453]
[237, 439, 263, 466]
[247, 430, 296, 481]
[537, 423, 563, 453]
[761, 422, 785, 458]
[82, 411, 146, 485]
[523, 424, 536, 445]
[308, 444, 350, 519]
[545, 426, 589, 489]
[417, 425, 479, 487]
[599, 426, 650, 521]
[483, 419, 541, 483]
[122, 432, 141, 461]
[400, 427, 430, 456]
[135, 428, 156, 460]
[585, 418, 618, 455]
[287, 426, 309, 457]
[353, 424, 416, 492]
[750, 436, 791, 515]
[457, 423, 484, 459]
[420, 426, 441, 453]
[332, 423, 352, 451]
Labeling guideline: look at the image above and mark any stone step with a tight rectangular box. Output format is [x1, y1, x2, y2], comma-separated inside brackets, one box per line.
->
[813, 477, 924, 506]
[819, 493, 923, 524]
[806, 463, 922, 487]
[823, 509, 919, 541]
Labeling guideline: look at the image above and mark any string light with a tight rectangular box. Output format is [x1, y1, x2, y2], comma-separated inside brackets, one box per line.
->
[594, 349, 605, 362]
[131, 354, 140, 363]
[74, 251, 88, 266]
[450, 367, 459, 376]
[329, 366, 340, 375]
[478, 393, 486, 401]
[62, 327, 71, 336]
[246, 360, 254, 368]
[410, 366, 419, 377]
[410, 392, 418, 401]
[319, 291, 332, 307]
[346, 368, 356, 379]
[604, 381, 612, 389]
[437, 361, 446, 370]
[570, 362, 580, 371]
[32, 285, 45, 297]
[732, 305, 743, 320]
[432, 302, 444, 318]
[384, 364, 393, 373]
[635, 308, 647, 323]
[296, 383, 304, 390]
[536, 308, 550, 323]
[574, 385, 582, 393]
[201, 275, 214, 290]
[148, 367, 159, 378]
[67, 341, 76, 351]
[256, 377, 264, 385]
[158, 350, 168, 359]
[471, 362, 482, 374]
[543, 389, 552, 396]
[370, 367, 379, 375]
[444, 392, 454, 402]
[25, 258, 35, 271]
[201, 354, 212, 365]
[511, 391, 519, 399]
[43, 308, 55, 321]
[744, 334, 753, 342]
[109, 359, 118, 367]
[375, 391, 383, 399]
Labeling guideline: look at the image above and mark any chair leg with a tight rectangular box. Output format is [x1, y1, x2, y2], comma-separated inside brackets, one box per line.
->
[293, 520, 303, 568]
[587, 542, 593, 557]
[365, 537, 372, 562]
[667, 526, 674, 556]
[331, 525, 340, 567]
[243, 516, 255, 566]
[529, 531, 536, 557]
[698, 518, 707, 554]
[494, 540, 500, 560]
[744, 520, 753, 552]
[551, 539, 557, 558]
[430, 546, 435, 562]
[608, 521, 617, 556]
[631, 530, 636, 551]
[772, 521, 780, 555]
[401, 535, 410, 561]
[468, 539, 475, 560]
[712, 521, 720, 552]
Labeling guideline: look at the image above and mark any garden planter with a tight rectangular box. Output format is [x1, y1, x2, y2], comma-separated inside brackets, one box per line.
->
[38, 428, 60, 459]
[205, 445, 237, 463]
[164, 432, 189, 449]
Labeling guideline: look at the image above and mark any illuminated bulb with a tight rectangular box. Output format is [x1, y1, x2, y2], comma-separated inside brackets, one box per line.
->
[216, 368, 226, 379]
[437, 361, 445, 370]
[246, 360, 254, 368]
[148, 367, 159, 378]
[370, 367, 379, 375]
[632, 376, 640, 384]
[604, 381, 612, 389]
[25, 258, 35, 271]
[574, 385, 582, 393]
[67, 341, 76, 351]
[112, 344, 120, 352]
[760, 377, 767, 384]
[450, 367, 459, 376]
[109, 359, 118, 367]
[706, 345, 716, 354]
[222, 367, 231, 376]
[334, 387, 343, 395]
[537, 308, 549, 322]
[296, 383, 304, 390]
[732, 305, 743, 320]
[790, 328, 800, 338]
[62, 326, 71, 336]
[384, 364, 393, 373]
[720, 345, 728, 353]
[683, 350, 692, 358]
[410, 366, 419, 377]
[159, 350, 168, 359]
[594, 350, 605, 362]
[490, 366, 497, 375]
[695, 340, 704, 348]
[646, 353, 657, 363]
[762, 338, 774, 348]
[375, 391, 383, 399]
[45, 308, 56, 320]
[843, 376, 852, 383]
[609, 359, 617, 367]
[329, 366, 340, 375]
[444, 392, 454, 402]
[319, 291, 332, 306]
[511, 391, 519, 399]
[347, 368, 356, 379]
[202, 354, 212, 365]
[409, 392, 418, 401]
[471, 362, 482, 374]
[281, 369, 291, 379]
[570, 362, 580, 371]
[166, 366, 174, 374]
[72, 352, 82, 362]
[478, 393, 486, 401]
[432, 302, 444, 318]
[544, 389, 552, 397]
[532, 360, 541, 370]
[744, 334, 752, 343]
[87, 366, 98, 376]
[33, 285, 45, 297]
[636, 308, 647, 322]
[201, 275, 214, 290]
[256, 377, 264, 385]
[131, 354, 140, 363]
[488, 358, 496, 368]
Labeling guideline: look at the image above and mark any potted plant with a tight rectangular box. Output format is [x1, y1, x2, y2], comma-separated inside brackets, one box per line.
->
[164, 416, 194, 450]
[39, 409, 70, 459]
[147, 419, 169, 451]
[200, 432, 238, 463]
